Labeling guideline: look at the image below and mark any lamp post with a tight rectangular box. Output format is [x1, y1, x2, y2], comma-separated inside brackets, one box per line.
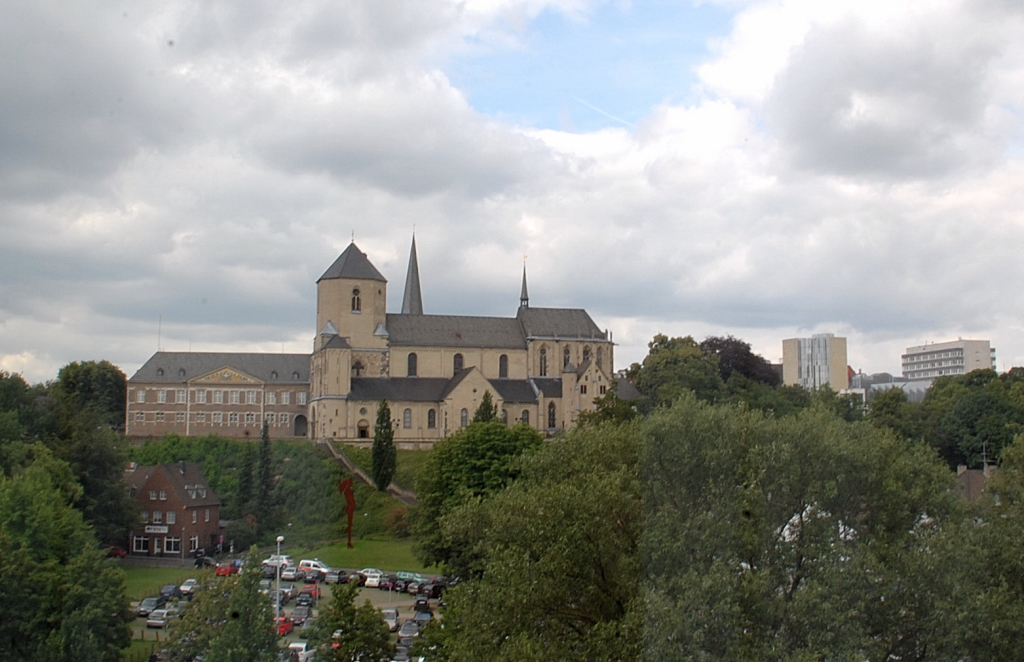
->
[275, 535, 284, 628]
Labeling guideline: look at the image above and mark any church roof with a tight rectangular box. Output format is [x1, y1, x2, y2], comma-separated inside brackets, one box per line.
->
[385, 314, 527, 349]
[532, 378, 564, 398]
[318, 243, 387, 283]
[129, 352, 310, 383]
[349, 378, 453, 402]
[516, 307, 606, 340]
[490, 380, 539, 404]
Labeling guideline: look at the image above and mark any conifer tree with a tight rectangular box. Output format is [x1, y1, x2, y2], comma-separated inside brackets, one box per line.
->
[237, 445, 254, 515]
[371, 400, 396, 492]
[255, 420, 273, 530]
[472, 390, 498, 423]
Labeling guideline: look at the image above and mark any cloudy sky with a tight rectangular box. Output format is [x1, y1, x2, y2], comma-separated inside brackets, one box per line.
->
[3, 0, 1024, 384]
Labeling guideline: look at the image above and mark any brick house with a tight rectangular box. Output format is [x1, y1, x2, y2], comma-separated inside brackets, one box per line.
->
[125, 461, 222, 557]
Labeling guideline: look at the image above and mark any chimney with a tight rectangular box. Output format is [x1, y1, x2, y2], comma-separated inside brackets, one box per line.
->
[179, 460, 186, 475]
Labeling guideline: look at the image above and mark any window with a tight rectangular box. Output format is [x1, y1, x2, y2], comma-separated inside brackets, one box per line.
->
[453, 353, 463, 372]
[153, 510, 163, 524]
[136, 390, 146, 403]
[192, 510, 197, 524]
[600, 385, 607, 395]
[280, 413, 289, 425]
[214, 390, 224, 404]
[141, 511, 149, 524]
[265, 413, 275, 423]
[281, 391, 290, 405]
[190, 535, 199, 552]
[581, 385, 587, 395]
[245, 412, 255, 423]
[460, 408, 468, 427]
[539, 348, 547, 376]
[177, 389, 186, 403]
[176, 412, 185, 423]
[230, 391, 240, 404]
[548, 402, 557, 428]
[229, 413, 239, 423]
[157, 390, 167, 403]
[149, 490, 157, 500]
[499, 354, 508, 379]
[159, 490, 167, 500]
[501, 409, 508, 424]
[427, 409, 436, 428]
[155, 412, 164, 422]
[135, 412, 144, 422]
[246, 390, 257, 404]
[205, 508, 210, 522]
[134, 536, 149, 553]
[298, 392, 307, 405]
[563, 347, 571, 369]
[196, 412, 206, 423]
[197, 389, 207, 403]
[352, 361, 363, 377]
[267, 391, 276, 405]
[165, 537, 181, 553]
[596, 347, 604, 369]
[212, 412, 223, 423]
[167, 510, 176, 524]
[407, 353, 417, 377]
[521, 410, 530, 424]
[583, 346, 591, 364]
[351, 288, 361, 312]
[403, 409, 412, 428]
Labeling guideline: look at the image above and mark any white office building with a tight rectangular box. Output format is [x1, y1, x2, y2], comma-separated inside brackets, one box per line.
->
[901, 339, 996, 381]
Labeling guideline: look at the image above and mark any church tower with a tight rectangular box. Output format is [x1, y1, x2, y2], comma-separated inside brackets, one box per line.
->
[401, 235, 424, 315]
[315, 242, 388, 351]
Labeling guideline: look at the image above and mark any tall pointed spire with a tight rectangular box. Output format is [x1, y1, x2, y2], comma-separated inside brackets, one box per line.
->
[520, 262, 529, 309]
[401, 234, 424, 315]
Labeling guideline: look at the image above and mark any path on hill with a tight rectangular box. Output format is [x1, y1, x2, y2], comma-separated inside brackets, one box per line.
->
[318, 439, 419, 506]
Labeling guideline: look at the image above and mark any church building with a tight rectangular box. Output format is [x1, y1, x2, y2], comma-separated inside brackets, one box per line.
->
[126, 238, 618, 448]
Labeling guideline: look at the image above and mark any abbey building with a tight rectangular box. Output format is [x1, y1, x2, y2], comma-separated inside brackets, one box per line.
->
[125, 238, 619, 447]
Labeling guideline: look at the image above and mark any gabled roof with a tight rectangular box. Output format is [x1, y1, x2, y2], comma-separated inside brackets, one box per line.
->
[348, 378, 452, 402]
[489, 380, 539, 404]
[124, 461, 221, 507]
[318, 243, 387, 283]
[130, 352, 310, 384]
[532, 378, 564, 398]
[612, 377, 642, 401]
[516, 307, 606, 340]
[385, 314, 527, 349]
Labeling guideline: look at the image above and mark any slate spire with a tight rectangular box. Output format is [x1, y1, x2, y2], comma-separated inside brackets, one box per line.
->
[520, 263, 529, 309]
[401, 235, 424, 315]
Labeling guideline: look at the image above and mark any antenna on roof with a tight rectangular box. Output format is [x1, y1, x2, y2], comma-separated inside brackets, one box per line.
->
[351, 230, 355, 243]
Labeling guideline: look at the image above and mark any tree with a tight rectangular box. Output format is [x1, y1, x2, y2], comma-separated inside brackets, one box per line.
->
[52, 360, 127, 430]
[308, 581, 394, 661]
[255, 421, 273, 532]
[371, 400, 396, 491]
[643, 395, 962, 661]
[628, 334, 724, 410]
[700, 335, 780, 387]
[424, 421, 642, 662]
[237, 444, 255, 515]
[577, 383, 638, 426]
[168, 548, 277, 662]
[472, 391, 497, 423]
[413, 421, 543, 573]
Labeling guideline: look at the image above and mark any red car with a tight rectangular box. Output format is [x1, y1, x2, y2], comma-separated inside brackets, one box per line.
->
[300, 583, 321, 600]
[275, 616, 295, 636]
[215, 562, 238, 576]
[105, 546, 127, 558]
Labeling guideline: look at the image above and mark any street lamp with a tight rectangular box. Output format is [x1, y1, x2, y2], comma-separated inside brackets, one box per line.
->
[275, 535, 284, 627]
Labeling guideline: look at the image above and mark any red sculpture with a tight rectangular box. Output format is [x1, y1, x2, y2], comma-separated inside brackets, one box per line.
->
[338, 478, 356, 548]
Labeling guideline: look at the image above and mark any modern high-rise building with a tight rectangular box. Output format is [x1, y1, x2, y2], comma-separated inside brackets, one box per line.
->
[901, 339, 996, 381]
[782, 333, 849, 390]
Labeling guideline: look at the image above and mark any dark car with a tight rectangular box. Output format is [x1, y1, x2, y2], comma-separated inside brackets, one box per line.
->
[194, 556, 217, 569]
[303, 569, 325, 583]
[136, 595, 168, 617]
[294, 593, 314, 607]
[412, 611, 433, 627]
[413, 596, 431, 613]
[325, 569, 346, 584]
[291, 605, 312, 626]
[159, 584, 182, 599]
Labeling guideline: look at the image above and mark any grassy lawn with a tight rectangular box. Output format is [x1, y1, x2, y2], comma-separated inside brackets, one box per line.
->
[344, 446, 432, 491]
[282, 538, 437, 574]
[122, 566, 202, 601]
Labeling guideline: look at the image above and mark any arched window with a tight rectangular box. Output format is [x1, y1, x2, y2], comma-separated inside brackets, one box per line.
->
[453, 353, 463, 372]
[499, 354, 508, 379]
[352, 361, 363, 377]
[539, 347, 547, 376]
[407, 353, 417, 377]
[357, 420, 370, 438]
[460, 408, 468, 427]
[501, 409, 508, 424]
[583, 346, 591, 364]
[563, 347, 571, 369]
[521, 410, 530, 424]
[403, 409, 412, 429]
[427, 409, 436, 429]
[596, 347, 604, 369]
[548, 402, 557, 429]
[351, 288, 361, 312]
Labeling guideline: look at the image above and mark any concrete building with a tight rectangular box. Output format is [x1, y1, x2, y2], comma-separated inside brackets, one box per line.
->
[901, 339, 996, 381]
[126, 237, 623, 447]
[782, 333, 849, 390]
[124, 461, 221, 558]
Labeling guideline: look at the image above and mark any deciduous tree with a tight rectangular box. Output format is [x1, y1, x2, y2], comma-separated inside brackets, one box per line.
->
[307, 581, 394, 662]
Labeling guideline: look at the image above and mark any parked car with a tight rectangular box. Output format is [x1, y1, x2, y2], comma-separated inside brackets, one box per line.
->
[194, 556, 216, 569]
[215, 562, 237, 576]
[263, 554, 294, 569]
[405, 581, 420, 595]
[146, 608, 178, 629]
[137, 595, 168, 617]
[280, 583, 297, 601]
[398, 620, 420, 639]
[105, 545, 127, 558]
[300, 583, 321, 600]
[290, 605, 312, 626]
[359, 567, 384, 577]
[364, 573, 383, 588]
[413, 596, 431, 613]
[295, 593, 314, 608]
[280, 565, 301, 581]
[270, 589, 290, 608]
[259, 579, 272, 595]
[298, 559, 330, 574]
[180, 578, 199, 596]
[412, 610, 434, 627]
[303, 569, 325, 583]
[159, 584, 182, 599]
[382, 608, 400, 632]
[288, 641, 316, 662]
[275, 615, 295, 636]
[325, 568, 346, 584]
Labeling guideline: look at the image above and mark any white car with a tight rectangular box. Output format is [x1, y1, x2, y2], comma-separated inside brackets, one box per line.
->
[382, 607, 400, 632]
[263, 554, 294, 569]
[179, 578, 198, 596]
[364, 573, 383, 588]
[288, 641, 316, 662]
[146, 608, 178, 629]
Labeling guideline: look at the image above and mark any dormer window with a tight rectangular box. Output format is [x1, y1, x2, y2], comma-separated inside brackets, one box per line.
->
[351, 288, 361, 312]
